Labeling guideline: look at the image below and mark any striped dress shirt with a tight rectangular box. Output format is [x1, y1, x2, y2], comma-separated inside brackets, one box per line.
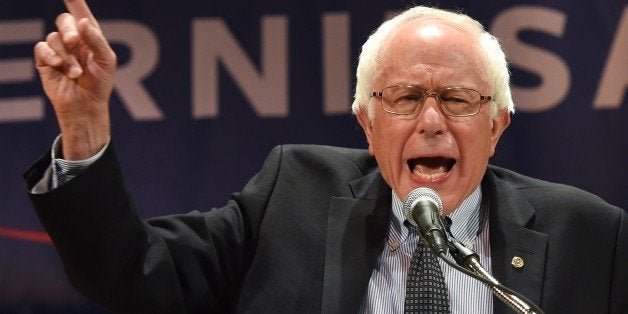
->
[359, 187, 493, 314]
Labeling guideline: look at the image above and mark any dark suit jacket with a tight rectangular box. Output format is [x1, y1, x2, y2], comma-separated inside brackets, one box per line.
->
[25, 144, 627, 314]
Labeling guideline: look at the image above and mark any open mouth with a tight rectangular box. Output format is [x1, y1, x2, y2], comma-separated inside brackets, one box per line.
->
[408, 157, 456, 181]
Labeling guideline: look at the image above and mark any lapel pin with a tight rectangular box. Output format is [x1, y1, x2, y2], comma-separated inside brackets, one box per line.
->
[511, 256, 525, 269]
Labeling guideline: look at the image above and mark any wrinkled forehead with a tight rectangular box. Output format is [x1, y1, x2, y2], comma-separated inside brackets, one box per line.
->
[382, 17, 482, 55]
[376, 18, 488, 86]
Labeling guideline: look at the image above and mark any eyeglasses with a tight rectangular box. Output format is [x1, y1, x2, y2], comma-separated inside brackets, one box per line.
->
[371, 85, 493, 117]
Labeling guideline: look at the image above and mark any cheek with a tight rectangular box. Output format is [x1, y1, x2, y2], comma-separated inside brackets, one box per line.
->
[370, 119, 414, 172]
[371, 117, 409, 150]
[455, 121, 494, 168]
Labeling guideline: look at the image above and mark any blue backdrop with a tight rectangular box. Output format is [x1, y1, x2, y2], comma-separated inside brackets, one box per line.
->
[0, 0, 626, 312]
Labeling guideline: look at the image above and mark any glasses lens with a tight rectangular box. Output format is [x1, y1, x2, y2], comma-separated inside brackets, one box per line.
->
[438, 88, 481, 116]
[381, 86, 423, 114]
[378, 86, 484, 116]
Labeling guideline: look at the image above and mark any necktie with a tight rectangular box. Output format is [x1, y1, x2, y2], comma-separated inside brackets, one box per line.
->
[404, 239, 451, 313]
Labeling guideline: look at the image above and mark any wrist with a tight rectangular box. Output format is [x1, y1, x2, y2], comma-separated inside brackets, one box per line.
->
[58, 123, 110, 160]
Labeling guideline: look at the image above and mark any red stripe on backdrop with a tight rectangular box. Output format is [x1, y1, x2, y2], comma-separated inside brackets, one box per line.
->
[0, 226, 52, 244]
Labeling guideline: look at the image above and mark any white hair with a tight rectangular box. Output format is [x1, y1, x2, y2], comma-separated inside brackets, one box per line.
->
[351, 6, 514, 119]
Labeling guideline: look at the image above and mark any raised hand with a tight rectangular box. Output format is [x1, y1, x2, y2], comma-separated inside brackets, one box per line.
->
[34, 0, 116, 160]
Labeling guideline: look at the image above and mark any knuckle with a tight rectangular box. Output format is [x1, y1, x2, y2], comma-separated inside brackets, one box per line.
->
[34, 42, 50, 56]
[34, 41, 45, 50]
[33, 42, 45, 58]
[45, 32, 60, 43]
[55, 13, 73, 28]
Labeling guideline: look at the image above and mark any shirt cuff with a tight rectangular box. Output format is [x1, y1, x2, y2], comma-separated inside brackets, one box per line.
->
[51, 135, 110, 189]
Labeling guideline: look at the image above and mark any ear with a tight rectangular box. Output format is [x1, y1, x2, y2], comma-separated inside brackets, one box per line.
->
[356, 110, 375, 156]
[489, 110, 511, 157]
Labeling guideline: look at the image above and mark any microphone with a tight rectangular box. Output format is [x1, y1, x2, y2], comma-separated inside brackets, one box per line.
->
[403, 188, 544, 314]
[403, 187, 449, 254]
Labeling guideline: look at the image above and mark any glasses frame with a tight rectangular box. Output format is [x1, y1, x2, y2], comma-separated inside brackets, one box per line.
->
[371, 85, 494, 117]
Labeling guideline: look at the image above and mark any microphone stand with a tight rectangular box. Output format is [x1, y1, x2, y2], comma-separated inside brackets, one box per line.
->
[446, 240, 540, 314]
[437, 218, 544, 314]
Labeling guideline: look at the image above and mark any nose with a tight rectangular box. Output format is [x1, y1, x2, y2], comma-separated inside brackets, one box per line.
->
[415, 95, 447, 136]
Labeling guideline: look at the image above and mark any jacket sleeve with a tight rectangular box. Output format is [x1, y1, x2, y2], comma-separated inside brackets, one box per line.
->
[24, 142, 284, 314]
[611, 207, 628, 314]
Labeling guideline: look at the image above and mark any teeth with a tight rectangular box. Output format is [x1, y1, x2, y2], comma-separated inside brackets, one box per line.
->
[412, 167, 448, 181]
[415, 164, 448, 174]
[408, 157, 455, 181]
[412, 163, 449, 181]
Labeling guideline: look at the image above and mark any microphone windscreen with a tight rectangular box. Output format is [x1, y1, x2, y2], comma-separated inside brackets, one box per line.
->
[403, 187, 443, 226]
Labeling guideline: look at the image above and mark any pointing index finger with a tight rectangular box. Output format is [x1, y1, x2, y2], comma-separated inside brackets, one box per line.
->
[63, 0, 100, 29]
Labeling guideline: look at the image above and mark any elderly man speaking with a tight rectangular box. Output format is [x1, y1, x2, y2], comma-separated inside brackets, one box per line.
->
[26, 1, 626, 313]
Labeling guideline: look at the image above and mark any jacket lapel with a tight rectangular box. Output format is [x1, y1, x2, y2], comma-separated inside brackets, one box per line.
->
[320, 166, 548, 313]
[321, 172, 391, 314]
[483, 167, 548, 313]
